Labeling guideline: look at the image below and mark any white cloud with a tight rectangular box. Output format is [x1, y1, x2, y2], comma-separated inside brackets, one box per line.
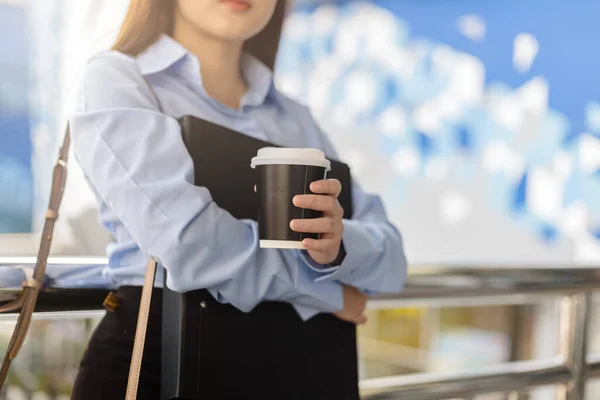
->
[559, 202, 588, 237]
[527, 167, 564, 222]
[449, 53, 485, 105]
[344, 70, 378, 114]
[579, 134, 600, 174]
[517, 76, 549, 117]
[377, 106, 408, 138]
[307, 71, 334, 113]
[493, 97, 523, 132]
[364, 6, 400, 59]
[312, 4, 339, 36]
[391, 147, 420, 177]
[440, 190, 472, 225]
[573, 232, 600, 264]
[275, 73, 304, 100]
[490, 77, 548, 134]
[412, 104, 443, 135]
[481, 140, 525, 181]
[380, 47, 418, 77]
[431, 45, 457, 77]
[552, 151, 573, 181]
[457, 14, 487, 42]
[586, 102, 600, 133]
[283, 13, 313, 42]
[513, 33, 539, 73]
[333, 16, 362, 62]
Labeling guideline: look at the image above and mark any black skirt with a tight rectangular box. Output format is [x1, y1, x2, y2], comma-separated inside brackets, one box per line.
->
[71, 286, 360, 400]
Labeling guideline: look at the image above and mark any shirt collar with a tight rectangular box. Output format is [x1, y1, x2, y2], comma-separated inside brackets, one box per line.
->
[136, 34, 274, 108]
[136, 34, 189, 76]
[239, 52, 274, 108]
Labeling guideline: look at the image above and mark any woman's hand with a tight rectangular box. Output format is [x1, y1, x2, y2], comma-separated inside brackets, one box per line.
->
[290, 180, 367, 324]
[291, 179, 344, 265]
[334, 285, 368, 325]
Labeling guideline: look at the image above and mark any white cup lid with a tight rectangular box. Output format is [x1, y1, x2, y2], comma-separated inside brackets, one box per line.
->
[251, 147, 331, 170]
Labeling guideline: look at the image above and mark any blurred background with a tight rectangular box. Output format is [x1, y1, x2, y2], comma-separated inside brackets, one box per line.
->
[1, 0, 599, 399]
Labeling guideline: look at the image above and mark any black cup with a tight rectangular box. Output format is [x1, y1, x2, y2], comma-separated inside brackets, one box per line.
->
[251, 148, 331, 249]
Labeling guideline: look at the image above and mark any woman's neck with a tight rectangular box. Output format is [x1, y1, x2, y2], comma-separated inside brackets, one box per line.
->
[172, 14, 247, 109]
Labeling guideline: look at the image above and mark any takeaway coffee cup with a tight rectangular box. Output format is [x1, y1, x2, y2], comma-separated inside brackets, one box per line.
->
[251, 147, 331, 249]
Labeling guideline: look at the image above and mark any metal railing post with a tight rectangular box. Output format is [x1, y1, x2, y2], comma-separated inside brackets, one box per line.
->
[508, 390, 527, 400]
[557, 293, 592, 400]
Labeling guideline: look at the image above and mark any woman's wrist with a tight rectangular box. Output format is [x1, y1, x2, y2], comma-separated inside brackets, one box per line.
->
[330, 241, 346, 266]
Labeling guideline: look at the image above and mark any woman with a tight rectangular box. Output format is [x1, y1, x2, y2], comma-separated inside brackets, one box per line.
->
[70, 0, 407, 399]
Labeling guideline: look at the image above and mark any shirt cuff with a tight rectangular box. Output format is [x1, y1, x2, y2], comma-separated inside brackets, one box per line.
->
[299, 250, 340, 274]
[296, 258, 344, 308]
[293, 276, 344, 321]
[307, 220, 374, 283]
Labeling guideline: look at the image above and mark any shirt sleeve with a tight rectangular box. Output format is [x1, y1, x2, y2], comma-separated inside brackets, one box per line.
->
[299, 111, 408, 295]
[69, 53, 343, 319]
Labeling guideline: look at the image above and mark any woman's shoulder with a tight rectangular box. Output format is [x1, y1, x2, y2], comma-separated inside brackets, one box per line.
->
[80, 50, 142, 82]
[86, 50, 137, 68]
[71, 51, 155, 113]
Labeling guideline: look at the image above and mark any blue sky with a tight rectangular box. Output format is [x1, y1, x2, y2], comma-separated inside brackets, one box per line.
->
[0, 3, 30, 164]
[0, 3, 32, 232]
[375, 0, 600, 137]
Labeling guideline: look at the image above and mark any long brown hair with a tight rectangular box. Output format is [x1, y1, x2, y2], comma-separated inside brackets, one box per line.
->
[112, 0, 287, 70]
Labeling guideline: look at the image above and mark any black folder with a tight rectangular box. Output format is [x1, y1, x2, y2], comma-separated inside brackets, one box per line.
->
[178, 115, 353, 220]
[161, 116, 359, 400]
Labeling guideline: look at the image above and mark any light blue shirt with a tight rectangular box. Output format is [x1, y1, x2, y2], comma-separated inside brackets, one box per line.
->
[69, 34, 407, 320]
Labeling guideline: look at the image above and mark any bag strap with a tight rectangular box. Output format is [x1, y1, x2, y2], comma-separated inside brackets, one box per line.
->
[0, 89, 160, 400]
[0, 126, 71, 386]
[126, 257, 157, 399]
[125, 75, 163, 400]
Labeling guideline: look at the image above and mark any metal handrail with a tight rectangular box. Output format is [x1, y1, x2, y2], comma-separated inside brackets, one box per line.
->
[1, 257, 599, 399]
[366, 266, 598, 399]
[2, 257, 599, 298]
[361, 357, 572, 399]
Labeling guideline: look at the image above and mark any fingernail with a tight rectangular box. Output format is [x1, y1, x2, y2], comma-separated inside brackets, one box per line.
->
[290, 220, 299, 230]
